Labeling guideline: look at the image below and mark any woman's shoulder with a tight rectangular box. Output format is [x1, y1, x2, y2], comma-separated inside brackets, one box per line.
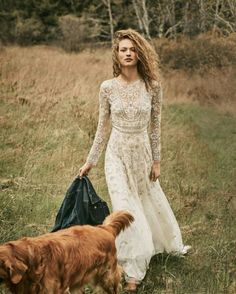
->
[100, 78, 114, 89]
[151, 79, 161, 90]
[149, 79, 162, 95]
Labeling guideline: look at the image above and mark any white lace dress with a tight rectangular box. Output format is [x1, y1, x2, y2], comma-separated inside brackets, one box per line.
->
[86, 78, 188, 283]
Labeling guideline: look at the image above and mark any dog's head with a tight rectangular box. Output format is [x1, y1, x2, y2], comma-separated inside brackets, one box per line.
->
[0, 245, 28, 285]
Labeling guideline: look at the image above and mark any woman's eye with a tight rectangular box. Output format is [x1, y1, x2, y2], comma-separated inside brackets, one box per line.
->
[120, 49, 135, 52]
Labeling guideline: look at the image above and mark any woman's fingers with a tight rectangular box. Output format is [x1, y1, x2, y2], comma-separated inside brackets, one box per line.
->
[79, 167, 86, 178]
[150, 169, 160, 181]
[79, 164, 92, 178]
[149, 170, 152, 181]
[153, 173, 157, 181]
[150, 170, 155, 181]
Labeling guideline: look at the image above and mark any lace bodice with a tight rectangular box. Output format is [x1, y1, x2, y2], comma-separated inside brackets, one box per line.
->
[86, 78, 163, 165]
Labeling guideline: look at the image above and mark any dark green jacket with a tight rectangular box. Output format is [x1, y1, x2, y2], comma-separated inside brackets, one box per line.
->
[51, 176, 109, 232]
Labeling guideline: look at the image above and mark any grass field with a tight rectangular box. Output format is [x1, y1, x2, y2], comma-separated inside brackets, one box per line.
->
[0, 46, 236, 293]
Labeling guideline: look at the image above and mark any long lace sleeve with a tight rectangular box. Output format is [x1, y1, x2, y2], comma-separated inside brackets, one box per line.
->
[86, 82, 111, 166]
[150, 82, 163, 162]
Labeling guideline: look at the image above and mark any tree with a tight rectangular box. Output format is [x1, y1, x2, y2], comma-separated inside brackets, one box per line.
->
[102, 0, 114, 42]
[132, 0, 151, 39]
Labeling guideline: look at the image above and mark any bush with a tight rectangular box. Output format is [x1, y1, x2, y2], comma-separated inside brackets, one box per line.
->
[0, 12, 16, 43]
[154, 33, 236, 71]
[58, 14, 102, 52]
[15, 18, 45, 45]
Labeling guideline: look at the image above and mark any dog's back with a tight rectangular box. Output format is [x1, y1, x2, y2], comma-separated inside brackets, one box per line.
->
[0, 210, 134, 294]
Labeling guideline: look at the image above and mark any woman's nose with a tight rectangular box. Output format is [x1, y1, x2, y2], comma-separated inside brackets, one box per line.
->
[126, 50, 131, 56]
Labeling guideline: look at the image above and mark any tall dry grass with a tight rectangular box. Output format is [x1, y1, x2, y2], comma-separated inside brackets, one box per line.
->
[0, 45, 236, 293]
[0, 46, 114, 241]
[1, 44, 235, 115]
[163, 67, 236, 112]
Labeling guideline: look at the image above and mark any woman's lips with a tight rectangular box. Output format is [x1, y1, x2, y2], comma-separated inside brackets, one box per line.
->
[125, 58, 133, 61]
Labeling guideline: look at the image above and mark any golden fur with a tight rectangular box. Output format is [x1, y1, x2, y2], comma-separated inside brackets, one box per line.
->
[0, 211, 134, 294]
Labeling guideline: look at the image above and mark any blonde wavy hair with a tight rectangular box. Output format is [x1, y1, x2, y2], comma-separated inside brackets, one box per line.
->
[112, 28, 161, 91]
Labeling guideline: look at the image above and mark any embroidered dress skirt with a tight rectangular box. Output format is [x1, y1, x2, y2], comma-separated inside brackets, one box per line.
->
[104, 127, 185, 283]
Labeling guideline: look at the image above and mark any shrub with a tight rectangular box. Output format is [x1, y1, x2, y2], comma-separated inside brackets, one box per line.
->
[15, 18, 45, 45]
[58, 14, 102, 52]
[154, 33, 236, 71]
[0, 12, 16, 43]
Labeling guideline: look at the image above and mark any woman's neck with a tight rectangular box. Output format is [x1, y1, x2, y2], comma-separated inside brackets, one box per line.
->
[119, 67, 140, 83]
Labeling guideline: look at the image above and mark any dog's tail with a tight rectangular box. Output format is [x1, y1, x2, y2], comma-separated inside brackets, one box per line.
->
[103, 210, 134, 237]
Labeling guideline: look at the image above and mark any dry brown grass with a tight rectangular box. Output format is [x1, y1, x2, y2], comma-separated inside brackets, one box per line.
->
[163, 67, 236, 113]
[0, 45, 111, 108]
[1, 45, 235, 115]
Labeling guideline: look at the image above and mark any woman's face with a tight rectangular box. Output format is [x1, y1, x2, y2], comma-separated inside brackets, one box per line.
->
[117, 38, 139, 68]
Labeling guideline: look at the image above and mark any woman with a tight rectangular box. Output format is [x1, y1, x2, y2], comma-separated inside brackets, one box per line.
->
[79, 28, 190, 292]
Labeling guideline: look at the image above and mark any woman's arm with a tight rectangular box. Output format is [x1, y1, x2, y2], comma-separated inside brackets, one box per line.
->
[79, 82, 111, 177]
[149, 82, 163, 181]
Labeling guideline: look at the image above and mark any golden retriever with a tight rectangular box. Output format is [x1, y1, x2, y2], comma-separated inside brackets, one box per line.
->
[0, 210, 134, 293]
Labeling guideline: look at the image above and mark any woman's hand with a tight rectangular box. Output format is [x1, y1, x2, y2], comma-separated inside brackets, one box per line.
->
[79, 162, 93, 178]
[150, 161, 160, 181]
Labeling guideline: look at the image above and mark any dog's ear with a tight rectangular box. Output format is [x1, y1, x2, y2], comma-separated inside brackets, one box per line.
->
[5, 259, 28, 284]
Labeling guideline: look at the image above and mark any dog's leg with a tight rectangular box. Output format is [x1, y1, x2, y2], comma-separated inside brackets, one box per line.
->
[70, 290, 85, 294]
[97, 265, 122, 294]
[69, 287, 85, 294]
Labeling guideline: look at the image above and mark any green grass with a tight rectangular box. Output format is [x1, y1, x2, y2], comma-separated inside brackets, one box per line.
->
[1, 99, 235, 293]
[140, 104, 236, 294]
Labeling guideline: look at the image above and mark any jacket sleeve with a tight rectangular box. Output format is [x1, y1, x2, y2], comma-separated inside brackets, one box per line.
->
[150, 82, 163, 162]
[86, 82, 111, 166]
